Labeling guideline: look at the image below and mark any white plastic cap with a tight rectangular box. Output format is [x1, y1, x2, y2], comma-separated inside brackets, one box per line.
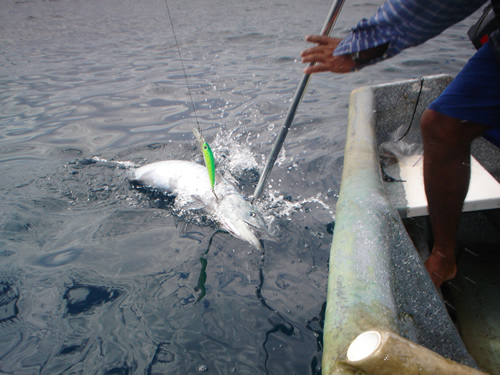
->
[347, 331, 382, 362]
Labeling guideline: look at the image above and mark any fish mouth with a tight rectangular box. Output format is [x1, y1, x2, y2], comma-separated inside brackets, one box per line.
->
[216, 209, 270, 250]
[216, 193, 269, 250]
[221, 218, 264, 250]
[244, 218, 267, 232]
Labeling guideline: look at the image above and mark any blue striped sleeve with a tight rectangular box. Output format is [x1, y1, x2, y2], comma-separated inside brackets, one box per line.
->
[334, 0, 488, 61]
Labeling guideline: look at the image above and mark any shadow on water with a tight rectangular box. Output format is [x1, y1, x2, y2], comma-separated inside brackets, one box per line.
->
[189, 236, 327, 375]
[255, 243, 326, 375]
[163, 210, 328, 374]
[0, 282, 19, 323]
[306, 301, 326, 375]
[63, 282, 122, 316]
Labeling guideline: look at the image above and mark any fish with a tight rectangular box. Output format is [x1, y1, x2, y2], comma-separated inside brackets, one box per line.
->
[131, 160, 268, 250]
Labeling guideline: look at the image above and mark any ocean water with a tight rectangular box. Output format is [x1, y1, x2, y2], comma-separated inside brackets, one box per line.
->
[0, 0, 483, 373]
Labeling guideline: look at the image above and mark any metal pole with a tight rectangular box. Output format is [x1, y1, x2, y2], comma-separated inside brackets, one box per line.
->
[252, 0, 345, 201]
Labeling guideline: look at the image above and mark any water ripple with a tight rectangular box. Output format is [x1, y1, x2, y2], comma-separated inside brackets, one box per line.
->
[35, 248, 83, 268]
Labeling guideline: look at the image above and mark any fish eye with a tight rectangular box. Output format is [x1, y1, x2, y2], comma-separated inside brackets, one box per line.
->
[250, 212, 256, 218]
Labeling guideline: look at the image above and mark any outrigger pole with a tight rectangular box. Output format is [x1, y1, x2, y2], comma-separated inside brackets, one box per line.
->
[252, 0, 345, 201]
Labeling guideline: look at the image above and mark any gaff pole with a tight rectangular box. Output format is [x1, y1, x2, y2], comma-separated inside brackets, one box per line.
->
[252, 0, 345, 201]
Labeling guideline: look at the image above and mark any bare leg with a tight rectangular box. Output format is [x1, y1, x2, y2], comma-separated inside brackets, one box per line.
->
[420, 109, 489, 289]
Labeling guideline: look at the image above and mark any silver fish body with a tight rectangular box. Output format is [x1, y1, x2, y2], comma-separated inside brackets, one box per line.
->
[132, 160, 267, 249]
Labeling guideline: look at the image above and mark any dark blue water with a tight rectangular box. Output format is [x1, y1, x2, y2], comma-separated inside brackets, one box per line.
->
[0, 0, 482, 373]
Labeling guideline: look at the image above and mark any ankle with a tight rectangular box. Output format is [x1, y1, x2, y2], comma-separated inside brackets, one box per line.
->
[430, 245, 456, 263]
[424, 248, 457, 289]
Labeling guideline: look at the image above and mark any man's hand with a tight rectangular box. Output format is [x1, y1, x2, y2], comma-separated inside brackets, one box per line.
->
[300, 35, 358, 74]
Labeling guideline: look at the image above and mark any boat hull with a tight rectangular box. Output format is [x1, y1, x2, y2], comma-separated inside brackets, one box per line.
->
[323, 75, 499, 374]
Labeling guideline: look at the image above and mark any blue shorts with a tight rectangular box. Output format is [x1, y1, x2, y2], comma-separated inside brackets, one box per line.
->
[428, 42, 500, 147]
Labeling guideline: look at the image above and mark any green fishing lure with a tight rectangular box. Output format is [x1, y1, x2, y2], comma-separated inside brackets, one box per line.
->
[193, 128, 217, 199]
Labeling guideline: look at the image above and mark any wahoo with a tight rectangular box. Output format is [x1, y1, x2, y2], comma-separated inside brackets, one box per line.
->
[131, 160, 268, 250]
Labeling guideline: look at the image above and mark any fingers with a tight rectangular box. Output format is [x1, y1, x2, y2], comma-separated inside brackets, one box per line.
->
[303, 63, 330, 74]
[302, 55, 358, 74]
[300, 44, 332, 59]
[300, 34, 342, 64]
[304, 35, 342, 49]
[305, 34, 332, 45]
[300, 35, 357, 74]
[301, 52, 327, 64]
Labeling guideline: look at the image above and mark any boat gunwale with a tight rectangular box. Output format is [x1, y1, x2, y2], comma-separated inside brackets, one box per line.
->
[322, 74, 479, 374]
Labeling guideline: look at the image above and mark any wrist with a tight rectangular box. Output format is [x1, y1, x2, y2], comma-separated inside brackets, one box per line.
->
[350, 51, 373, 66]
[350, 42, 390, 66]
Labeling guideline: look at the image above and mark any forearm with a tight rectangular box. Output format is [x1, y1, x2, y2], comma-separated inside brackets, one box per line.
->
[335, 0, 488, 63]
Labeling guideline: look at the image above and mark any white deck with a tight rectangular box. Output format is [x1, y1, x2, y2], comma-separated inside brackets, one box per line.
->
[390, 155, 500, 217]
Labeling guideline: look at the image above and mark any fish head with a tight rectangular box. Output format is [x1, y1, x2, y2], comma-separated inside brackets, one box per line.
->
[216, 193, 268, 250]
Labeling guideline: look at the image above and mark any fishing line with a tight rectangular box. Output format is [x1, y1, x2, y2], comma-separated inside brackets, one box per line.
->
[397, 77, 425, 141]
[381, 77, 425, 183]
[163, 0, 201, 130]
[163, 0, 218, 200]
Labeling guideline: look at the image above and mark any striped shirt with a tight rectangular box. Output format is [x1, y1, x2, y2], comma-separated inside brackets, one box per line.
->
[334, 0, 489, 61]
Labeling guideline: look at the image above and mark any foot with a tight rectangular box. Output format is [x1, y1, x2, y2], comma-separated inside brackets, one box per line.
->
[424, 250, 457, 289]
